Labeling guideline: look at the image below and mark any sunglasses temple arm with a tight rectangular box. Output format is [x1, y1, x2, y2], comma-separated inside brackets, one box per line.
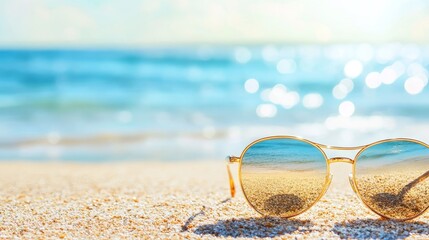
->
[226, 164, 236, 198]
[226, 156, 240, 198]
[397, 169, 429, 200]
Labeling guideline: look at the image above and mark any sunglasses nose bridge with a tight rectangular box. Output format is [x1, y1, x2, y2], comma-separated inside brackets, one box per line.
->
[327, 157, 354, 164]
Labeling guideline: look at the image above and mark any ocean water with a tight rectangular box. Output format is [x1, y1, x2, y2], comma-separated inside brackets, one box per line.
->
[241, 138, 327, 171]
[0, 44, 428, 161]
[356, 140, 429, 168]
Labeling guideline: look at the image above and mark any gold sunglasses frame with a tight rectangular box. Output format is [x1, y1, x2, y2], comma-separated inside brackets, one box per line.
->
[226, 135, 429, 221]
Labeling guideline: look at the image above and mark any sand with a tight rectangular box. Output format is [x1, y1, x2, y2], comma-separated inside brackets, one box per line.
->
[355, 167, 429, 220]
[241, 171, 327, 217]
[0, 161, 429, 239]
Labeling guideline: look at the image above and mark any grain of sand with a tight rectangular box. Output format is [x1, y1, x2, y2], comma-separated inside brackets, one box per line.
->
[0, 162, 429, 239]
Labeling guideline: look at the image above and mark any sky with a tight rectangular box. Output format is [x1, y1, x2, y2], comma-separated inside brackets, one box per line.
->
[0, 0, 428, 47]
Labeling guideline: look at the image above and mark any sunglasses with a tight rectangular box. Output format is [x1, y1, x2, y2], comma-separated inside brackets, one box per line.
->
[226, 136, 429, 220]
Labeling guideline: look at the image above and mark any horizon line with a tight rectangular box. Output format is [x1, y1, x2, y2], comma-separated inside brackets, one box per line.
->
[0, 41, 428, 50]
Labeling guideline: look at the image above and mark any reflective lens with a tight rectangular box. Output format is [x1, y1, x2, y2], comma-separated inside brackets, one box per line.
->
[355, 140, 429, 219]
[240, 138, 328, 217]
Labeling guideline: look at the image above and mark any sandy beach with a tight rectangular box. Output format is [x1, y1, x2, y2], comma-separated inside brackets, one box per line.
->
[1, 161, 429, 239]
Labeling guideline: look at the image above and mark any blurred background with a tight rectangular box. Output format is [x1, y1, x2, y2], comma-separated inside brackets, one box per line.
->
[0, 0, 428, 161]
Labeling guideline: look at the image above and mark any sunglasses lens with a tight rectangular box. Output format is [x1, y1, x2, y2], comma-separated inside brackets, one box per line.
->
[355, 140, 429, 219]
[240, 138, 328, 217]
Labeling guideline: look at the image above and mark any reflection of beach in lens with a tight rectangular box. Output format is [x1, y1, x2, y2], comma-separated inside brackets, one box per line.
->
[355, 140, 429, 219]
[241, 138, 327, 217]
[243, 140, 326, 171]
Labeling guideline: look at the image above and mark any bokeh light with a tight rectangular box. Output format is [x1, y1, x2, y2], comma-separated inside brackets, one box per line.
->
[404, 76, 426, 95]
[332, 79, 353, 99]
[380, 67, 399, 85]
[344, 60, 363, 79]
[269, 84, 288, 104]
[276, 59, 297, 74]
[303, 93, 324, 109]
[365, 72, 382, 89]
[281, 91, 300, 109]
[244, 78, 259, 94]
[339, 101, 355, 117]
[256, 104, 277, 118]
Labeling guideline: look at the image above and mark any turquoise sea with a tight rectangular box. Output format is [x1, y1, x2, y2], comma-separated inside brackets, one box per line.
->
[0, 44, 428, 161]
[241, 138, 327, 171]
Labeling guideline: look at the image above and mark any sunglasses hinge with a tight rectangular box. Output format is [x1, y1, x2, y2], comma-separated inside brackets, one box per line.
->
[226, 156, 240, 163]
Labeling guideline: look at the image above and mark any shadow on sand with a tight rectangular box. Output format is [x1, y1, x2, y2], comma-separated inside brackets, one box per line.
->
[194, 217, 313, 238]
[190, 194, 311, 238]
[332, 218, 429, 239]
[190, 192, 429, 239]
[195, 217, 429, 239]
[263, 194, 304, 216]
